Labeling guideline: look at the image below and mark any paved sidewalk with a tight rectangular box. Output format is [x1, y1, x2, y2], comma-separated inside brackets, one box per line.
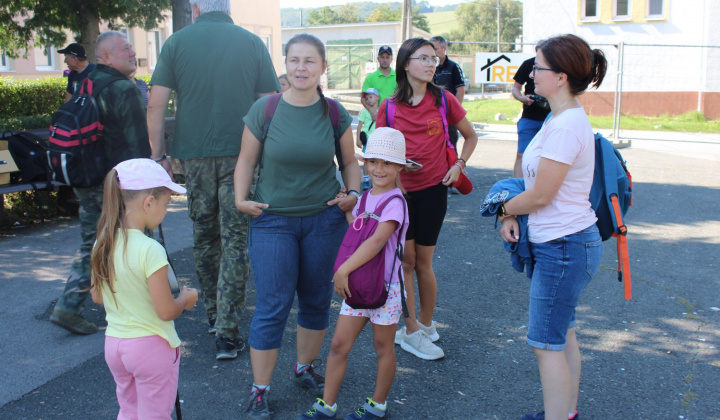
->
[0, 134, 719, 419]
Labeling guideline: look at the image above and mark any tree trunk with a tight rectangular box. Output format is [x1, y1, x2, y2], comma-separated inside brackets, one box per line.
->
[78, 7, 100, 63]
[173, 0, 192, 32]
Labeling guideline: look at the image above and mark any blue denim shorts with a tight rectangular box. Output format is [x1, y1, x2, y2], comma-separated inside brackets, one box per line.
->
[527, 225, 602, 351]
[517, 118, 544, 153]
[248, 205, 347, 350]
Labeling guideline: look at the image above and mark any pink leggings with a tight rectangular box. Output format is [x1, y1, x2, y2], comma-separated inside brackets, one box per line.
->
[104, 335, 180, 420]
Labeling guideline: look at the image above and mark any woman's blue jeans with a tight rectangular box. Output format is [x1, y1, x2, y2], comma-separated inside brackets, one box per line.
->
[527, 225, 602, 351]
[248, 205, 347, 350]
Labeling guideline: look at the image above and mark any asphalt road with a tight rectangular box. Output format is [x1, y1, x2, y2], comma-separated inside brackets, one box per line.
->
[1, 133, 719, 420]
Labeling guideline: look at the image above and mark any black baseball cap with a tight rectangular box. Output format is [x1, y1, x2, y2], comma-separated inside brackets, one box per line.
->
[58, 43, 87, 59]
[378, 45, 393, 56]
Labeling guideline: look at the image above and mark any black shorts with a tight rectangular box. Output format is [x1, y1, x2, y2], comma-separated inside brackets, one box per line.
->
[405, 183, 448, 246]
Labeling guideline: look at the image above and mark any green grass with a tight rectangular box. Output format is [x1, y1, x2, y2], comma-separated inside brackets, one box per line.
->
[424, 11, 458, 36]
[463, 98, 720, 133]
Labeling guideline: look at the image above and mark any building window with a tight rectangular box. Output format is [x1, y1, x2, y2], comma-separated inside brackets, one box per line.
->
[582, 0, 599, 21]
[147, 30, 162, 70]
[614, 0, 631, 20]
[260, 36, 271, 52]
[0, 51, 9, 71]
[34, 45, 56, 71]
[647, 0, 664, 18]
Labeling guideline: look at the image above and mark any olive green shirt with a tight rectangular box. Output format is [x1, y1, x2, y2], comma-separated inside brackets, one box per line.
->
[150, 12, 279, 159]
[244, 96, 352, 217]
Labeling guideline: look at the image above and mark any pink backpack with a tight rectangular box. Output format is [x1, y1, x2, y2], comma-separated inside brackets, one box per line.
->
[334, 191, 408, 311]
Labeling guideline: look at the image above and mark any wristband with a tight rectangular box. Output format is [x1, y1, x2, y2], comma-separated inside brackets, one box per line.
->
[153, 154, 167, 162]
[457, 157, 466, 165]
[453, 162, 463, 170]
[348, 190, 361, 200]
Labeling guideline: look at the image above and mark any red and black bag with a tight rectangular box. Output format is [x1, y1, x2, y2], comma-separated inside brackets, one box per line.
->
[48, 76, 124, 188]
[333, 191, 408, 311]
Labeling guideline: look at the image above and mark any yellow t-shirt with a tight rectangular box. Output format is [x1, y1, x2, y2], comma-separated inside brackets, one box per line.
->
[101, 229, 181, 348]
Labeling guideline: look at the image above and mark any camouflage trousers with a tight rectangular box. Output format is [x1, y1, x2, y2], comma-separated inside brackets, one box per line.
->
[54, 185, 104, 314]
[182, 156, 251, 339]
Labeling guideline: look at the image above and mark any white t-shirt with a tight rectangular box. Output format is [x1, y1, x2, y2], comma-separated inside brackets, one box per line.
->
[522, 107, 597, 243]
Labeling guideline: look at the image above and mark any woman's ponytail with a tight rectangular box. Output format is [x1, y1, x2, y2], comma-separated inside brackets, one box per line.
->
[316, 85, 329, 118]
[589, 49, 608, 90]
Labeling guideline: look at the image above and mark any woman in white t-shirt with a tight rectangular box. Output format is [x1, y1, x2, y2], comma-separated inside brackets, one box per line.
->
[498, 34, 608, 420]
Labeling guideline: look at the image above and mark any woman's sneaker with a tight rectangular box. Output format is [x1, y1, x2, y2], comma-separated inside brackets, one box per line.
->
[345, 398, 387, 420]
[294, 362, 325, 395]
[246, 388, 271, 419]
[399, 329, 444, 360]
[297, 398, 337, 419]
[418, 320, 440, 342]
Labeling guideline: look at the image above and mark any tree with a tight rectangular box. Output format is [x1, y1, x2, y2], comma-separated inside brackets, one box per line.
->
[366, 4, 430, 32]
[0, 0, 171, 62]
[451, 0, 522, 53]
[306, 5, 361, 26]
[173, 0, 192, 33]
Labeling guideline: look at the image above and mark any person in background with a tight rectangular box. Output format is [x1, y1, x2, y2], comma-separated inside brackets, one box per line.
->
[50, 31, 150, 336]
[129, 65, 149, 106]
[429, 36, 465, 148]
[278, 74, 290, 93]
[59, 43, 96, 103]
[499, 34, 608, 420]
[356, 87, 379, 191]
[147, 0, 280, 361]
[512, 55, 551, 177]
[361, 45, 396, 120]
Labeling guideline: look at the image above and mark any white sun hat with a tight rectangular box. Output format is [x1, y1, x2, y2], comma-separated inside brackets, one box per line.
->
[355, 127, 406, 165]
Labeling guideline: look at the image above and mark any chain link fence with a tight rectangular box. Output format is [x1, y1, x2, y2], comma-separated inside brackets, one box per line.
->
[325, 41, 720, 137]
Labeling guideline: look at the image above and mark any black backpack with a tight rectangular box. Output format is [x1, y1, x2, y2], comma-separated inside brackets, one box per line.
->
[2, 131, 51, 184]
[48, 76, 124, 188]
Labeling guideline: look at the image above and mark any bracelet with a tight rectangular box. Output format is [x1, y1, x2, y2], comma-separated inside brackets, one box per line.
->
[153, 154, 167, 162]
[348, 190, 361, 200]
[453, 162, 463, 170]
[457, 157, 466, 166]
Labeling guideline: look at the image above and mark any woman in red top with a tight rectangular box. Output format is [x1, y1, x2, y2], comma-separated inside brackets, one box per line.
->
[377, 37, 478, 360]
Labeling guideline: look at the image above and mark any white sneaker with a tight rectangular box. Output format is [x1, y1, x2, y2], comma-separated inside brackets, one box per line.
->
[418, 320, 440, 342]
[400, 329, 445, 360]
[394, 326, 406, 345]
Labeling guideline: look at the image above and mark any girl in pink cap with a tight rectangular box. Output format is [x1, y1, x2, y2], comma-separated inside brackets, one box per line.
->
[90, 158, 198, 420]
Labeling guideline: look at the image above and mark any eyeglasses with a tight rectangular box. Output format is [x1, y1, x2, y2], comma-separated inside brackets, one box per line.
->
[409, 55, 440, 66]
[532, 64, 555, 75]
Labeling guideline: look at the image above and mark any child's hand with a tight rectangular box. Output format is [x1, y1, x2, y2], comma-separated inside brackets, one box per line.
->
[332, 272, 351, 300]
[179, 287, 199, 310]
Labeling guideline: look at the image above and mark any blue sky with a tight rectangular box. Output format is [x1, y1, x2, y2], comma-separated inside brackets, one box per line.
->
[279, 0, 468, 8]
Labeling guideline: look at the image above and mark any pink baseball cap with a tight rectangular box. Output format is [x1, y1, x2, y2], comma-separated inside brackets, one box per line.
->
[114, 158, 186, 194]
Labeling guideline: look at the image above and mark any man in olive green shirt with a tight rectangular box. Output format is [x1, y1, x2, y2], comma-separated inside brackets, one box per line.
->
[147, 0, 279, 361]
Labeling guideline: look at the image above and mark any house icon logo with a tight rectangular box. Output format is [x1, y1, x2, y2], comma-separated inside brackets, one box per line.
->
[480, 55, 511, 82]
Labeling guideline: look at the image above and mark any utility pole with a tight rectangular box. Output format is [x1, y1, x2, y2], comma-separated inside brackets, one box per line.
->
[401, 0, 413, 41]
[497, 0, 501, 52]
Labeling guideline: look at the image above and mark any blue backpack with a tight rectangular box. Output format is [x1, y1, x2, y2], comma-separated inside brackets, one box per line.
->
[589, 133, 633, 299]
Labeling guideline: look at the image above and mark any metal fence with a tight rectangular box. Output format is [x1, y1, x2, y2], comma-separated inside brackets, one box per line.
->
[328, 41, 720, 138]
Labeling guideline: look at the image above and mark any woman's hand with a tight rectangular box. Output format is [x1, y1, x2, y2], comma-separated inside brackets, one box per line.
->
[236, 200, 269, 217]
[442, 164, 462, 186]
[327, 192, 358, 213]
[499, 216, 520, 243]
[333, 271, 351, 299]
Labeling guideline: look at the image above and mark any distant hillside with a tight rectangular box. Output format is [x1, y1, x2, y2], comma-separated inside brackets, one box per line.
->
[281, 2, 459, 28]
[424, 10, 458, 36]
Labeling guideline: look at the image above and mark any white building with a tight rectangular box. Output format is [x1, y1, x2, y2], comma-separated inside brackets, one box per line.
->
[282, 22, 432, 90]
[522, 0, 720, 118]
